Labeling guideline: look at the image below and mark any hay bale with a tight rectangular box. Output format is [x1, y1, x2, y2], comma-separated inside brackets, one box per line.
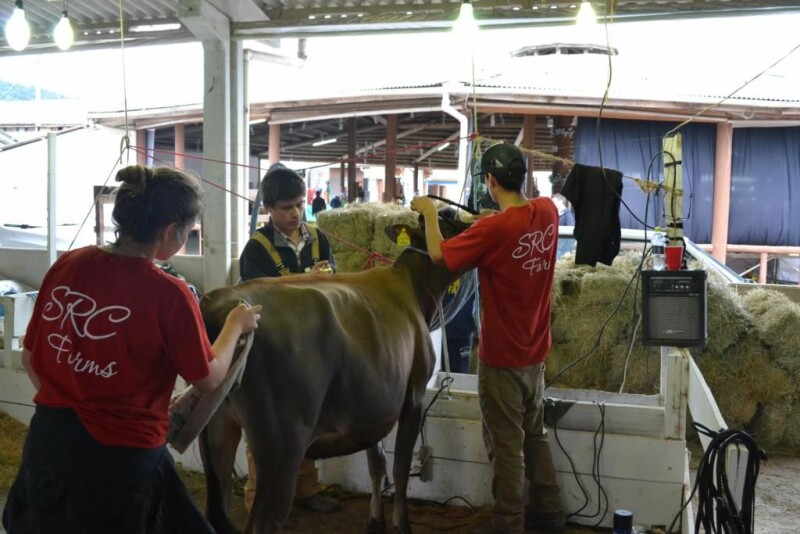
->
[783, 401, 800, 450]
[333, 251, 371, 273]
[693, 335, 773, 429]
[701, 275, 751, 357]
[612, 344, 661, 395]
[316, 204, 376, 254]
[742, 288, 800, 373]
[751, 401, 793, 449]
[548, 254, 645, 391]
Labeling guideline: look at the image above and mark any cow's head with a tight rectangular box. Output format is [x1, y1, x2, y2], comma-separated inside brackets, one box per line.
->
[385, 208, 472, 323]
[385, 207, 471, 253]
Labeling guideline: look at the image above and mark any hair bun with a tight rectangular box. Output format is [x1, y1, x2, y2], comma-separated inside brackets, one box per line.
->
[115, 165, 151, 193]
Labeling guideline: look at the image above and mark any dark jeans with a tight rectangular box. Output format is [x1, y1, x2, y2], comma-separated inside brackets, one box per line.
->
[2, 405, 213, 534]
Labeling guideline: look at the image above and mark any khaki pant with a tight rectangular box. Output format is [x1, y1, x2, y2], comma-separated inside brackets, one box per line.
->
[244, 442, 324, 512]
[478, 362, 563, 531]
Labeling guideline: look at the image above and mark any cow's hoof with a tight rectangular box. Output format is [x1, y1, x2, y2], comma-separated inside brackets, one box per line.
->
[366, 517, 386, 534]
[391, 522, 412, 534]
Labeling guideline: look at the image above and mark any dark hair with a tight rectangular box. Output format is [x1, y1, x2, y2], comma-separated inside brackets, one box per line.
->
[260, 164, 306, 207]
[111, 165, 203, 244]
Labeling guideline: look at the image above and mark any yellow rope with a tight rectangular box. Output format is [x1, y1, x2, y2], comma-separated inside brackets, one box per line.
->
[472, 134, 682, 196]
[117, 0, 131, 165]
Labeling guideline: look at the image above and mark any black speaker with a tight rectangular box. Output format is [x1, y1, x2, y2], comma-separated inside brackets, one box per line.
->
[642, 270, 707, 348]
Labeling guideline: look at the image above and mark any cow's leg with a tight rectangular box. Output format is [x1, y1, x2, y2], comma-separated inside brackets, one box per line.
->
[243, 425, 306, 534]
[391, 401, 422, 534]
[199, 405, 243, 534]
[366, 442, 387, 533]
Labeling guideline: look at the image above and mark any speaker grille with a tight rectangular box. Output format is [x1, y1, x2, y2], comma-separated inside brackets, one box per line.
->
[642, 270, 707, 347]
[645, 295, 701, 340]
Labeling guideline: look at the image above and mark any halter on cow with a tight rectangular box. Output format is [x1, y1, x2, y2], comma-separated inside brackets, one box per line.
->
[198, 211, 471, 534]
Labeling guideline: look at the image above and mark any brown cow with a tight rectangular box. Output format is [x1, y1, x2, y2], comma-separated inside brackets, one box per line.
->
[198, 214, 470, 534]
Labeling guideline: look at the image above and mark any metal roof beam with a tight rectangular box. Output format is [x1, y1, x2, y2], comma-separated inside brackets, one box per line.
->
[179, 0, 230, 42]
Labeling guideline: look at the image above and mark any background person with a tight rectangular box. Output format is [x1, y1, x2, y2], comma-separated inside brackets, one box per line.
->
[2, 165, 261, 534]
[411, 142, 565, 534]
[238, 163, 338, 513]
[311, 189, 327, 216]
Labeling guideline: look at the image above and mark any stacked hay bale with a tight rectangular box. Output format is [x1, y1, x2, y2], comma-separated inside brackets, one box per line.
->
[740, 288, 800, 449]
[548, 250, 800, 451]
[315, 203, 419, 272]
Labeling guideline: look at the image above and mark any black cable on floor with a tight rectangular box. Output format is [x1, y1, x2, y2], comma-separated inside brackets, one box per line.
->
[667, 422, 768, 534]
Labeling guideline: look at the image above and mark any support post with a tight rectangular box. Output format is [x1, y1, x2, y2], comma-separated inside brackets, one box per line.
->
[711, 122, 733, 264]
[174, 124, 186, 170]
[522, 114, 536, 197]
[47, 132, 57, 265]
[268, 123, 281, 165]
[384, 114, 398, 203]
[348, 117, 357, 203]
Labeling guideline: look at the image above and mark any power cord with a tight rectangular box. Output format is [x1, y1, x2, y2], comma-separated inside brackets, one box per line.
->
[551, 400, 609, 526]
[667, 422, 767, 534]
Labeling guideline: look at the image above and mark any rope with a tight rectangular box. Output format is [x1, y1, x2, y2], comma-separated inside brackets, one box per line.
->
[473, 134, 684, 196]
[323, 231, 394, 268]
[117, 0, 131, 166]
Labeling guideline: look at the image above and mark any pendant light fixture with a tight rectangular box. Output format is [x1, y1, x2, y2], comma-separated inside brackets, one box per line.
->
[5, 0, 31, 51]
[53, 1, 74, 51]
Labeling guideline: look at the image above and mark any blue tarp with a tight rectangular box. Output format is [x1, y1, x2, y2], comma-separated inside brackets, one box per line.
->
[574, 119, 800, 246]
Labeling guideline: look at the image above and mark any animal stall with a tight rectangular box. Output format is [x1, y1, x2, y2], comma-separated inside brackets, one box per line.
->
[4, 287, 739, 533]
[318, 346, 695, 532]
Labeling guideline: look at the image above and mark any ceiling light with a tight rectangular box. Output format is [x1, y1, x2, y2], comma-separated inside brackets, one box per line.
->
[324, 14, 331, 19]
[437, 142, 451, 152]
[4, 0, 30, 52]
[308, 14, 316, 20]
[129, 23, 181, 33]
[576, 1, 597, 26]
[54, 9, 74, 51]
[312, 138, 338, 147]
[512, 6, 520, 11]
[341, 14, 347, 18]
[453, 0, 478, 43]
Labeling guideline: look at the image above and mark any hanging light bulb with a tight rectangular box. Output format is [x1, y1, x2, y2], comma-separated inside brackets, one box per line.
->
[453, 0, 478, 45]
[4, 0, 31, 52]
[54, 9, 74, 51]
[576, 1, 597, 27]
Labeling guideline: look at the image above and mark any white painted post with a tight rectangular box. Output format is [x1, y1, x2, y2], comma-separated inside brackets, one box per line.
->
[662, 346, 688, 440]
[179, 0, 234, 291]
[47, 132, 57, 266]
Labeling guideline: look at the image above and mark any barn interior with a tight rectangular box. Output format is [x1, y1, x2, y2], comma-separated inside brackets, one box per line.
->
[2, 1, 800, 533]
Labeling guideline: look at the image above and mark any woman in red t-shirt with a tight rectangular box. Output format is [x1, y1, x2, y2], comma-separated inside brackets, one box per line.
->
[3, 165, 261, 534]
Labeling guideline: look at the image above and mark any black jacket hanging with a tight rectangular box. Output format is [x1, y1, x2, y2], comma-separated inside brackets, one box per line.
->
[561, 163, 624, 267]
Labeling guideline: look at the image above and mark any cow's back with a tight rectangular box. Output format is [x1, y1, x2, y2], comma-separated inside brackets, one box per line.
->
[201, 267, 435, 457]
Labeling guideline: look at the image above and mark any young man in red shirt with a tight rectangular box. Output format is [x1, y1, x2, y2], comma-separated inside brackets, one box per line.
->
[411, 142, 565, 533]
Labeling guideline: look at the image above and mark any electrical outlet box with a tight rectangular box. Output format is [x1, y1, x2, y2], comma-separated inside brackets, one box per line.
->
[418, 445, 433, 482]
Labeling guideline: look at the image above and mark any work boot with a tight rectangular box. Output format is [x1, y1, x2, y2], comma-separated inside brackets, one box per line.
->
[467, 516, 524, 534]
[295, 493, 340, 513]
[524, 509, 566, 532]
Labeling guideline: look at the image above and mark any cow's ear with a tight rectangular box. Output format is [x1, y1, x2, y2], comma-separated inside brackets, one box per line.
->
[385, 224, 421, 245]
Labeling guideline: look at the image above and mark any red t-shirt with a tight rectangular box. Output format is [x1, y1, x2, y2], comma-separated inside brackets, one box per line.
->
[25, 246, 214, 448]
[441, 198, 558, 368]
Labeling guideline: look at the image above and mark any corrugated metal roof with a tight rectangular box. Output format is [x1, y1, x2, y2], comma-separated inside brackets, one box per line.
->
[2, 1, 800, 56]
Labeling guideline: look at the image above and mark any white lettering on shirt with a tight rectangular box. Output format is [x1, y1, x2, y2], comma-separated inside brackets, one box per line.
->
[512, 223, 557, 275]
[40, 286, 128, 379]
